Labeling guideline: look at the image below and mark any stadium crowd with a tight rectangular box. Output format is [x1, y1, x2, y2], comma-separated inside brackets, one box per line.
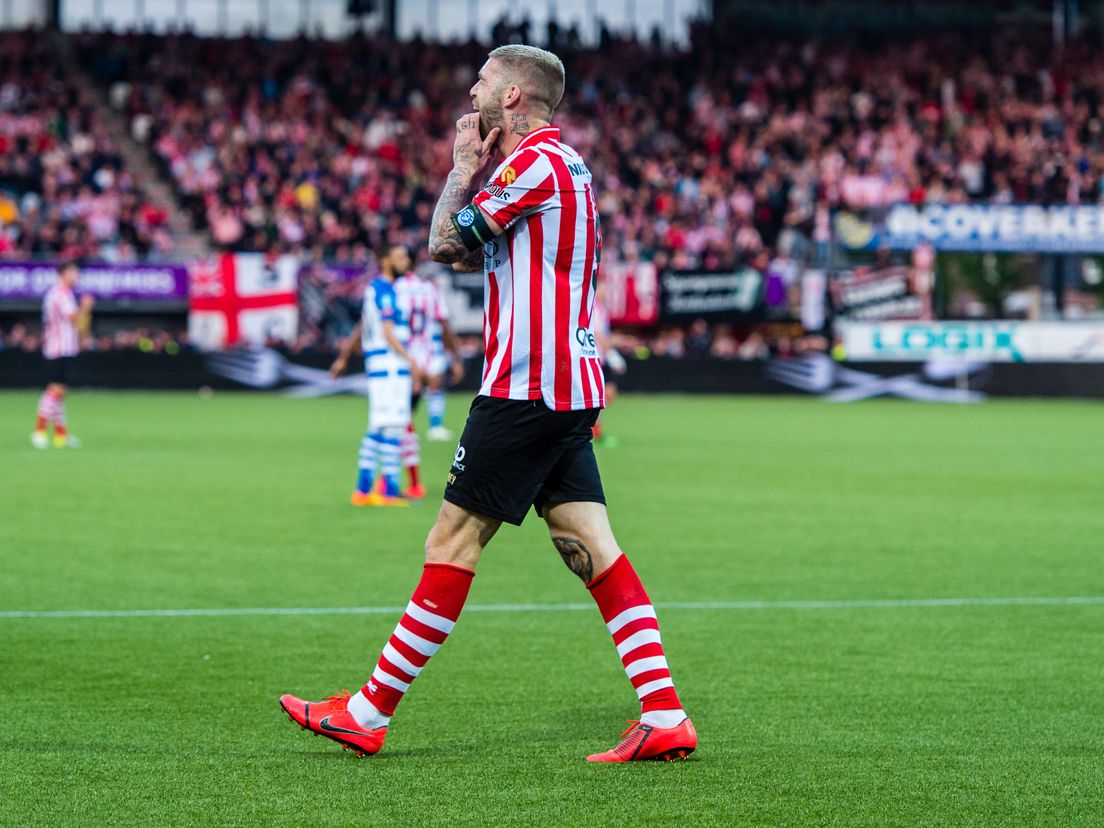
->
[5, 21, 1103, 355]
[0, 32, 174, 261]
[71, 21, 1104, 273]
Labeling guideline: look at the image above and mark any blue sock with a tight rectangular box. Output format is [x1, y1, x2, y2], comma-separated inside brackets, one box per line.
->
[356, 431, 380, 493]
[379, 430, 402, 496]
[427, 390, 446, 429]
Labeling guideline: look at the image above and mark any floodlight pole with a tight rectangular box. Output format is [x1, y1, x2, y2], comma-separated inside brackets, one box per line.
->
[1052, 0, 1082, 48]
[383, 0, 396, 38]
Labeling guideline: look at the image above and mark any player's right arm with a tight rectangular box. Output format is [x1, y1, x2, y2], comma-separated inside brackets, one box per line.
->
[451, 248, 485, 272]
[330, 321, 362, 378]
[428, 114, 503, 265]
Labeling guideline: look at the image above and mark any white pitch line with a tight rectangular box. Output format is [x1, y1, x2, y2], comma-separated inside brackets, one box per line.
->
[1, 596, 1102, 620]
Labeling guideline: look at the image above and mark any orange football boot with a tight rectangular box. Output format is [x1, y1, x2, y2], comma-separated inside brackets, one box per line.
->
[404, 482, 427, 499]
[279, 691, 387, 757]
[350, 490, 382, 506]
[586, 718, 697, 762]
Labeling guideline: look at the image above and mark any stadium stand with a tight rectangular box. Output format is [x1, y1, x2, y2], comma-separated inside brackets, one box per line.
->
[0, 31, 176, 261]
[4, 21, 1102, 356]
[71, 23, 1104, 270]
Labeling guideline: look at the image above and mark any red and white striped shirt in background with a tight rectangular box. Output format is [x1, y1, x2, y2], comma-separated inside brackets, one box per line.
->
[42, 282, 80, 360]
[395, 272, 448, 364]
[472, 125, 605, 411]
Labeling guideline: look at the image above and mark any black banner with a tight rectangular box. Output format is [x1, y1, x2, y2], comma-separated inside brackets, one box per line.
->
[659, 269, 763, 322]
[830, 266, 927, 321]
[4, 349, 1104, 397]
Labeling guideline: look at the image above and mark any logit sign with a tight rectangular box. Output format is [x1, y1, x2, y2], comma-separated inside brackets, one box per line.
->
[839, 321, 1104, 362]
[884, 204, 1104, 253]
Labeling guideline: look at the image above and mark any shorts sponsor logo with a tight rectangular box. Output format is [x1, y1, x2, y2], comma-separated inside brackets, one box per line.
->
[456, 208, 476, 227]
[452, 444, 466, 472]
[446, 472, 457, 486]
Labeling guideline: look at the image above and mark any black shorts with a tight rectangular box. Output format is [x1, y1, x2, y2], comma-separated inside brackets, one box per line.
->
[45, 356, 77, 385]
[443, 396, 605, 525]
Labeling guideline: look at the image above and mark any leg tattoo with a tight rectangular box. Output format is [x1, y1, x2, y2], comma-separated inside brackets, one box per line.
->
[552, 536, 594, 583]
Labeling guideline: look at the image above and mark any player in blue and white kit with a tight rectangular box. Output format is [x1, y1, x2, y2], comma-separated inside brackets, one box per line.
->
[331, 245, 424, 506]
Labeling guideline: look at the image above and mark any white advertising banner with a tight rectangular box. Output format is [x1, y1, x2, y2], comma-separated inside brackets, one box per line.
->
[884, 204, 1104, 253]
[839, 321, 1104, 362]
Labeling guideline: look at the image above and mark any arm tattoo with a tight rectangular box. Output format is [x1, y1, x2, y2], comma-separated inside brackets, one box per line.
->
[454, 246, 485, 272]
[552, 536, 594, 583]
[428, 168, 476, 264]
[509, 113, 530, 136]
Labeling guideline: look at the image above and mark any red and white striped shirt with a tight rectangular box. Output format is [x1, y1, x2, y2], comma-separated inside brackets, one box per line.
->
[42, 283, 80, 360]
[472, 125, 605, 411]
[395, 272, 448, 361]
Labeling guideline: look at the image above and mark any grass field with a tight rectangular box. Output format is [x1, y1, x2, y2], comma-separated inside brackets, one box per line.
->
[2, 390, 1102, 826]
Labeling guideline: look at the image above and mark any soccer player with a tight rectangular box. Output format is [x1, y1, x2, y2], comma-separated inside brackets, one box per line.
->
[414, 273, 464, 442]
[330, 244, 424, 506]
[32, 260, 93, 450]
[282, 45, 695, 762]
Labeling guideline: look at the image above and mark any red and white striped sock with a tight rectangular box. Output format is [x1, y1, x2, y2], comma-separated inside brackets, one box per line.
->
[347, 563, 474, 729]
[41, 391, 66, 434]
[35, 391, 53, 430]
[588, 554, 686, 728]
[53, 398, 67, 434]
[401, 423, 420, 480]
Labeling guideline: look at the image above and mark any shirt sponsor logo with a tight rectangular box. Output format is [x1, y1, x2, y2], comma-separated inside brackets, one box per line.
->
[574, 327, 599, 359]
[501, 166, 517, 185]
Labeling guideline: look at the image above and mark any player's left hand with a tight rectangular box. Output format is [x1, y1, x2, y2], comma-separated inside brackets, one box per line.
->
[449, 359, 465, 385]
[80, 294, 95, 310]
[453, 113, 500, 177]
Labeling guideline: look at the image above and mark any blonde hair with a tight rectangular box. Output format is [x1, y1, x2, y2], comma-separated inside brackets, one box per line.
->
[488, 44, 566, 117]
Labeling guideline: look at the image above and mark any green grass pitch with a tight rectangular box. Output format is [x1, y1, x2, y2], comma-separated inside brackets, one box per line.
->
[2, 390, 1102, 826]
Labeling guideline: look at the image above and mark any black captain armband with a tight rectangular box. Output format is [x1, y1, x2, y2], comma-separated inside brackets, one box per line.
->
[450, 203, 493, 251]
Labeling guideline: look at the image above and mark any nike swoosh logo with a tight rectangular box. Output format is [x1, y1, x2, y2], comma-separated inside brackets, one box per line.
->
[319, 716, 368, 737]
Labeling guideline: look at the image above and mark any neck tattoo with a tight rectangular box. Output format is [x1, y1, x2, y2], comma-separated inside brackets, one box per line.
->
[510, 113, 530, 136]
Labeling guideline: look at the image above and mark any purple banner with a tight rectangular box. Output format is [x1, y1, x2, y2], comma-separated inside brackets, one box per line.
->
[0, 261, 189, 302]
[298, 261, 367, 283]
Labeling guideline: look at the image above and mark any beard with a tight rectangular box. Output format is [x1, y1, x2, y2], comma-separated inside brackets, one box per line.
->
[477, 106, 505, 142]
